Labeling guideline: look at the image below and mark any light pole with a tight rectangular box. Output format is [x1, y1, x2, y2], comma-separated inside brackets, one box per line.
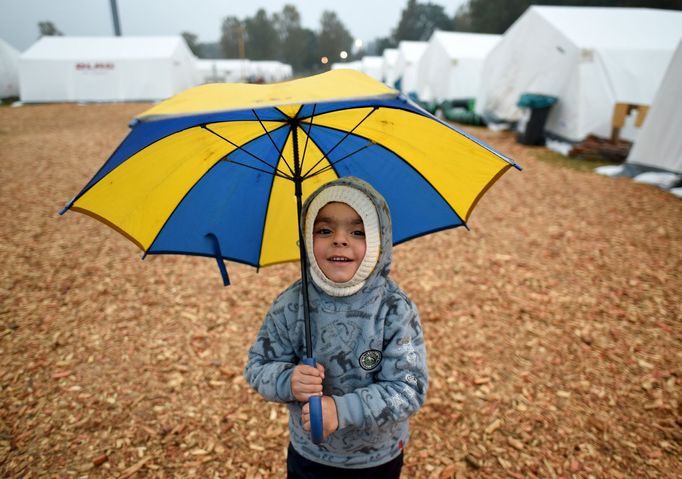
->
[109, 0, 121, 36]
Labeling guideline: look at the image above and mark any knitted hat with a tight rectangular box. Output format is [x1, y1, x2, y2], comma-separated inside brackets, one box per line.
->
[304, 185, 381, 297]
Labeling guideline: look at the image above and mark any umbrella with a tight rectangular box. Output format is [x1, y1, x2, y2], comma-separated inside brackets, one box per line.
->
[60, 69, 520, 443]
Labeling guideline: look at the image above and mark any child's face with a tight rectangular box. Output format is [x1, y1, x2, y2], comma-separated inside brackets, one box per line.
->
[312, 202, 367, 283]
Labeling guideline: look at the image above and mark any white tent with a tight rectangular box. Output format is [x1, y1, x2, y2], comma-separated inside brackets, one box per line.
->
[331, 61, 362, 72]
[19, 36, 198, 103]
[476, 6, 682, 142]
[195, 59, 250, 83]
[395, 41, 427, 96]
[416, 31, 500, 103]
[382, 48, 399, 88]
[0, 38, 20, 99]
[361, 56, 383, 81]
[247, 61, 293, 83]
[279, 63, 293, 81]
[626, 39, 682, 175]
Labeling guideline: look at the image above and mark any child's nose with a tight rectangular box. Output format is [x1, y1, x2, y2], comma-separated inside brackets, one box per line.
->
[332, 231, 348, 246]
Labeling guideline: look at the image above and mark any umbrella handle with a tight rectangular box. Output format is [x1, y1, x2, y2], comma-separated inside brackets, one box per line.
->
[302, 357, 324, 444]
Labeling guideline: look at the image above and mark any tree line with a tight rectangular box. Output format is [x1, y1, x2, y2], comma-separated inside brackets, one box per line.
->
[183, 0, 682, 74]
[38, 0, 682, 75]
[452, 0, 682, 33]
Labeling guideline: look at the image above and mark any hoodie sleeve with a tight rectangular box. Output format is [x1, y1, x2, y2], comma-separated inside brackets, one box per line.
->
[332, 292, 428, 431]
[244, 295, 298, 404]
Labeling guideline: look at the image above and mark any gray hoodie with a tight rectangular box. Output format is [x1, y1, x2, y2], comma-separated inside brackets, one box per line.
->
[244, 177, 428, 468]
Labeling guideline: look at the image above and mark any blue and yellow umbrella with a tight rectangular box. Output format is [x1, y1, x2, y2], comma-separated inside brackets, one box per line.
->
[61, 69, 518, 274]
[60, 69, 519, 443]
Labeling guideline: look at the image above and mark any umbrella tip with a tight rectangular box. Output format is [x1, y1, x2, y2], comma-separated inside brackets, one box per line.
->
[58, 197, 76, 215]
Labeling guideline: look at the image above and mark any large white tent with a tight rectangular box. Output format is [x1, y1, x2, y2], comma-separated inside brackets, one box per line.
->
[626, 39, 682, 175]
[394, 41, 428, 96]
[382, 48, 399, 88]
[19, 36, 198, 103]
[0, 38, 20, 99]
[476, 6, 682, 142]
[195, 59, 250, 84]
[361, 56, 383, 81]
[247, 61, 292, 83]
[416, 31, 500, 103]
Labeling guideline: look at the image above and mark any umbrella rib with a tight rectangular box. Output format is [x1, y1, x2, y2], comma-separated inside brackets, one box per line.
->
[301, 106, 378, 178]
[299, 104, 317, 174]
[201, 124, 293, 180]
[305, 142, 376, 180]
[220, 156, 292, 180]
[252, 109, 295, 177]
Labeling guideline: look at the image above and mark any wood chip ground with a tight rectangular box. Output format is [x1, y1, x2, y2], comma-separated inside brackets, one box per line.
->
[1, 104, 680, 478]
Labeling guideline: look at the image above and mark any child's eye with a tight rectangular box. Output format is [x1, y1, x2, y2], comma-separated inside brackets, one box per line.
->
[315, 228, 332, 236]
[352, 230, 366, 237]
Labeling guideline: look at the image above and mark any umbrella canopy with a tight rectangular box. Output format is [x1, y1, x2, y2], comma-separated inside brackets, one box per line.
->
[62, 69, 519, 276]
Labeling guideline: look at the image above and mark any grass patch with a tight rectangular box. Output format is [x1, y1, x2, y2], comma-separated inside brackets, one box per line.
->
[533, 149, 621, 172]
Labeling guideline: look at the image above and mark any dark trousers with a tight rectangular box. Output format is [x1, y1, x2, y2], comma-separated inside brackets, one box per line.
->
[287, 443, 403, 479]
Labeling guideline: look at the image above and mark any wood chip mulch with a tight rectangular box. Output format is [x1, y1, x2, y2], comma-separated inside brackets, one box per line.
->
[1, 104, 680, 478]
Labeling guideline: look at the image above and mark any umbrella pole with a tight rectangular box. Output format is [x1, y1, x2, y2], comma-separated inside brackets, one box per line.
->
[294, 178, 313, 359]
[292, 121, 324, 444]
[292, 122, 314, 360]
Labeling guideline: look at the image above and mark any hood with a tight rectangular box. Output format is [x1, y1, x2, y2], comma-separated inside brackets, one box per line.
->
[301, 176, 392, 296]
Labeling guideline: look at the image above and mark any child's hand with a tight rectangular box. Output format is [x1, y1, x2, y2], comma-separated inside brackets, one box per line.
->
[302, 396, 338, 440]
[291, 363, 325, 402]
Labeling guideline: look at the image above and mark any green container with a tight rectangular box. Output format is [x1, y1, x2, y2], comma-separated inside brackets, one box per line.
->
[516, 93, 559, 145]
[443, 108, 486, 126]
[516, 93, 558, 109]
[415, 100, 438, 114]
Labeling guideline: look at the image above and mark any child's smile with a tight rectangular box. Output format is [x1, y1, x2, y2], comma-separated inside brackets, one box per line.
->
[312, 202, 367, 283]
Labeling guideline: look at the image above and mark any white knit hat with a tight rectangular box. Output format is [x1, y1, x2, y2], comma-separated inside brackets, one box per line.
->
[304, 185, 381, 297]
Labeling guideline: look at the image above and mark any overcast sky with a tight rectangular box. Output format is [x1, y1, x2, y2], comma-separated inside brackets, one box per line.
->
[1, 0, 468, 52]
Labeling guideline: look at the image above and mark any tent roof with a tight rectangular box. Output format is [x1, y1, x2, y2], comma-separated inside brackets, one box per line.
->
[21, 36, 190, 60]
[362, 56, 383, 67]
[383, 48, 399, 63]
[531, 6, 682, 49]
[430, 31, 501, 59]
[398, 41, 428, 61]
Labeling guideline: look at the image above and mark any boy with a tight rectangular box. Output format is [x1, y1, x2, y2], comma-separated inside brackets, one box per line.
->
[244, 177, 428, 478]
